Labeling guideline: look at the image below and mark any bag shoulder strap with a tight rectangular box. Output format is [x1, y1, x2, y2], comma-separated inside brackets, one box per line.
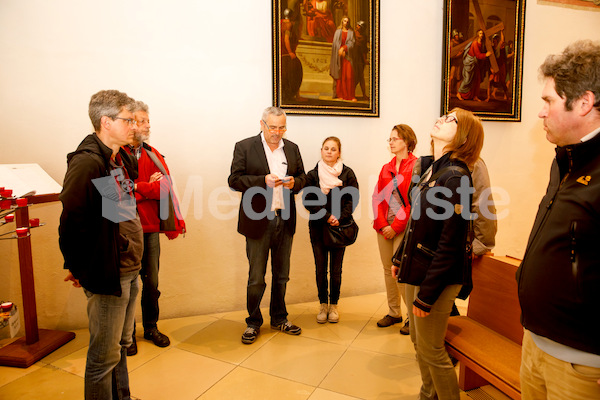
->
[425, 165, 471, 186]
[143, 146, 168, 176]
[390, 172, 407, 208]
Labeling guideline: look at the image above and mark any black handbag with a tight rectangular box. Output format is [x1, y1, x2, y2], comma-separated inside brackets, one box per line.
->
[159, 193, 177, 232]
[322, 217, 359, 247]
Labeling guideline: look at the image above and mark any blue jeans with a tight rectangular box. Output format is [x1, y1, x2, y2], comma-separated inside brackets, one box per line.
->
[84, 270, 139, 400]
[309, 223, 345, 304]
[245, 215, 293, 328]
[140, 232, 160, 331]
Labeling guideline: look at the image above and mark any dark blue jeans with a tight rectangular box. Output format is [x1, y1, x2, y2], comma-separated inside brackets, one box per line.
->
[140, 232, 160, 331]
[245, 215, 293, 328]
[309, 223, 345, 304]
[84, 270, 139, 400]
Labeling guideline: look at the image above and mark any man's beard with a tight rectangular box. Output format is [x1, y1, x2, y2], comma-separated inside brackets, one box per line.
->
[134, 131, 150, 143]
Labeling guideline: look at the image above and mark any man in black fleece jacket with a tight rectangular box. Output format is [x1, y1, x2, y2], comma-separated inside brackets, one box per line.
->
[517, 40, 600, 399]
[60, 90, 143, 400]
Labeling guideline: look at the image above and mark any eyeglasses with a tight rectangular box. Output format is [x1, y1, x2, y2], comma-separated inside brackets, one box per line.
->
[262, 120, 287, 133]
[112, 117, 138, 126]
[437, 114, 458, 124]
[136, 119, 149, 125]
[387, 137, 402, 143]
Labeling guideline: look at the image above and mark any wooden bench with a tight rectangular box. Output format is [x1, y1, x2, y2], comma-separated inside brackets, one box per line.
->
[445, 255, 523, 400]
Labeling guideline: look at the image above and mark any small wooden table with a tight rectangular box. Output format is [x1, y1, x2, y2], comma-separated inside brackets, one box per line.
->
[0, 194, 75, 368]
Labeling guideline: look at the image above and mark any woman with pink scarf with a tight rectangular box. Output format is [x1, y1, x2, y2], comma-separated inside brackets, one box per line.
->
[303, 137, 359, 323]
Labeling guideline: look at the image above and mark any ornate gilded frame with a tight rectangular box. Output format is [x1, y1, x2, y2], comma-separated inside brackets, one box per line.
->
[441, 0, 526, 121]
[273, 0, 380, 117]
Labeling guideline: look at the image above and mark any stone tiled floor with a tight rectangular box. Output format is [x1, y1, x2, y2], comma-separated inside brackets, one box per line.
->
[0, 293, 509, 399]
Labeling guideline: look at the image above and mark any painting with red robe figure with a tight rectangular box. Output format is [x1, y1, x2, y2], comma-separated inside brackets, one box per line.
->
[442, 0, 525, 121]
[273, 0, 379, 116]
[540, 0, 600, 11]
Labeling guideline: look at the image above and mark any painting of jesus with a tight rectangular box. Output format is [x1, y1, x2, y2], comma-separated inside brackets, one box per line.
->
[273, 0, 380, 117]
[442, 0, 525, 121]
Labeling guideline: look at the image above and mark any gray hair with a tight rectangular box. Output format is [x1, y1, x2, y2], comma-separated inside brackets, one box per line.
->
[88, 90, 135, 132]
[262, 106, 286, 121]
[540, 40, 600, 112]
[133, 100, 149, 114]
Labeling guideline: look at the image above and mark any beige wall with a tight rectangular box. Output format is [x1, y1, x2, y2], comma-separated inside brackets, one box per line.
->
[1, 1, 599, 333]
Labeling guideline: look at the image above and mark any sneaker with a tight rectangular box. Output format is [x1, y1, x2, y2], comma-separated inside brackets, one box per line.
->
[144, 327, 170, 347]
[399, 318, 410, 335]
[271, 321, 302, 335]
[328, 304, 339, 323]
[241, 326, 260, 344]
[317, 303, 328, 324]
[126, 335, 137, 356]
[377, 314, 402, 327]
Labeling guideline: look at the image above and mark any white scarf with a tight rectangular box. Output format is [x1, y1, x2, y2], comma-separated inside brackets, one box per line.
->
[318, 159, 343, 194]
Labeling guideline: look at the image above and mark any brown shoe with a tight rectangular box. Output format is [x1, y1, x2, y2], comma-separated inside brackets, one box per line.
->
[144, 328, 170, 347]
[126, 336, 137, 356]
[377, 315, 402, 327]
[399, 318, 410, 335]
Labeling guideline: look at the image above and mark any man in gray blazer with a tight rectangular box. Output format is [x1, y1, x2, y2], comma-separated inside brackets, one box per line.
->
[228, 106, 307, 344]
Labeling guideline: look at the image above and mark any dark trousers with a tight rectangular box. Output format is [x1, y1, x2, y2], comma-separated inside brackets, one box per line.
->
[309, 223, 346, 305]
[245, 216, 293, 328]
[140, 232, 161, 331]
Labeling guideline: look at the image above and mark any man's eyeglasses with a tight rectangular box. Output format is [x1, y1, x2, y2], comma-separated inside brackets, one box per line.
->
[437, 114, 458, 124]
[262, 120, 287, 133]
[112, 117, 138, 126]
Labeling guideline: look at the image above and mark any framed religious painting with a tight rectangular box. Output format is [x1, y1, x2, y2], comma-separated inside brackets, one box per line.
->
[540, 0, 600, 11]
[272, 0, 380, 117]
[441, 0, 526, 121]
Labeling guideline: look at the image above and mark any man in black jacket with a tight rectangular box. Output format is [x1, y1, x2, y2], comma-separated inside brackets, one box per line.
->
[228, 106, 306, 344]
[517, 40, 600, 399]
[60, 90, 143, 400]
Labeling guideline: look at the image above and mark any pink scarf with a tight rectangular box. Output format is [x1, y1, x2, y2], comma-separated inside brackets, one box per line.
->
[318, 159, 343, 194]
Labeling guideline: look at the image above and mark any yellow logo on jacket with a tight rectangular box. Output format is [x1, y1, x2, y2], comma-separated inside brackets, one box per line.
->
[576, 176, 591, 186]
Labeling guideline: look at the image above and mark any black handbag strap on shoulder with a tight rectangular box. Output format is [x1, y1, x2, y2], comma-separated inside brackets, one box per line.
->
[421, 165, 471, 188]
[390, 172, 407, 208]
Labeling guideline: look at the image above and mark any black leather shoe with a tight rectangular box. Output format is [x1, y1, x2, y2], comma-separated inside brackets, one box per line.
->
[144, 327, 170, 347]
[127, 336, 137, 356]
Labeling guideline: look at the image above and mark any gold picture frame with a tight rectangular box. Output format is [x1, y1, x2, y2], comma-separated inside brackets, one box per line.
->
[441, 0, 526, 121]
[273, 0, 380, 117]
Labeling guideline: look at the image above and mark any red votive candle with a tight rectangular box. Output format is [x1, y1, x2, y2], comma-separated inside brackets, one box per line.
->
[0, 200, 11, 210]
[1, 189, 13, 198]
[16, 227, 28, 237]
[29, 218, 40, 227]
[15, 198, 28, 207]
[5, 214, 14, 222]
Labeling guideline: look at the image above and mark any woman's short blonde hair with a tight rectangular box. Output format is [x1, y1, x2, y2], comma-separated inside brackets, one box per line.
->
[392, 124, 417, 153]
[445, 107, 484, 167]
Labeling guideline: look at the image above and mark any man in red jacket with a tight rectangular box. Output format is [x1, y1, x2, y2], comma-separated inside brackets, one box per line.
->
[124, 100, 186, 355]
